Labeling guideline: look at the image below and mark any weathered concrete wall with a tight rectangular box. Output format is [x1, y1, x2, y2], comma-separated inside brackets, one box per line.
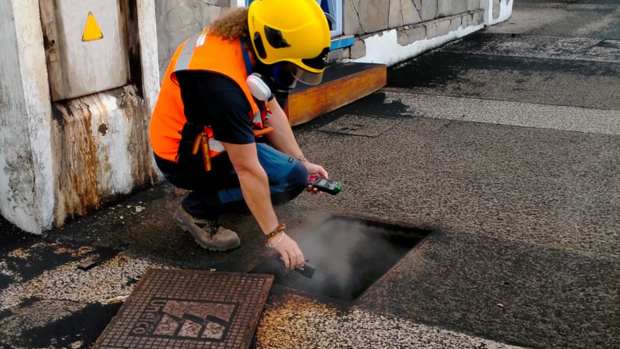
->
[154, 0, 512, 69]
[50, 86, 160, 226]
[350, 13, 483, 66]
[0, 0, 55, 234]
[0, 0, 162, 234]
[156, 0, 232, 79]
[343, 0, 482, 36]
[333, 0, 511, 65]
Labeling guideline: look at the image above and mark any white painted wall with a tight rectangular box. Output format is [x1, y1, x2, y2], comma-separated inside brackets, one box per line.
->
[480, 0, 493, 25]
[0, 0, 54, 234]
[352, 0, 512, 67]
[494, 0, 514, 25]
[353, 23, 485, 67]
[481, 0, 513, 26]
[230, 0, 246, 8]
[137, 0, 161, 116]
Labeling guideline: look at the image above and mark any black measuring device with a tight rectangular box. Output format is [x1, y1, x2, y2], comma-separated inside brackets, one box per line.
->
[308, 176, 342, 195]
[278, 258, 316, 278]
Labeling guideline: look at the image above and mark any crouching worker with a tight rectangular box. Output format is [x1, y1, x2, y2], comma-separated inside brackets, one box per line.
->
[149, 0, 331, 269]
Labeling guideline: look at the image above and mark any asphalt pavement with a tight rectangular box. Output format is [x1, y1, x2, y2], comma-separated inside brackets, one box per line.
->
[1, 1, 619, 348]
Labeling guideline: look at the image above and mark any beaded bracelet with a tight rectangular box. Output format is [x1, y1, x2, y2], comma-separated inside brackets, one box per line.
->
[265, 223, 286, 242]
[268, 232, 286, 250]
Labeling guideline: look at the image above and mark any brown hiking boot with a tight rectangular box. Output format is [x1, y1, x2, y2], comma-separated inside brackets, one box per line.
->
[173, 205, 240, 251]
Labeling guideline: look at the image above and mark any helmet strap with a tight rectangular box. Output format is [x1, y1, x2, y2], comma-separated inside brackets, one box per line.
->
[240, 39, 254, 75]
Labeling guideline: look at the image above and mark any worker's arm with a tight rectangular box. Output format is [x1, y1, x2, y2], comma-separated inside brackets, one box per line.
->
[176, 73, 305, 268]
[263, 98, 304, 158]
[222, 141, 305, 269]
[264, 99, 329, 179]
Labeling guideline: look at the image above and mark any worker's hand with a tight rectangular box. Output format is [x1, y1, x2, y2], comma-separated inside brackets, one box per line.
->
[304, 162, 328, 179]
[273, 233, 305, 269]
[304, 162, 328, 194]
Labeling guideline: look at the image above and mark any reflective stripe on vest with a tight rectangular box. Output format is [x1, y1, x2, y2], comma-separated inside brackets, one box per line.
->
[174, 32, 202, 73]
[150, 30, 270, 167]
[253, 112, 263, 127]
[209, 138, 225, 153]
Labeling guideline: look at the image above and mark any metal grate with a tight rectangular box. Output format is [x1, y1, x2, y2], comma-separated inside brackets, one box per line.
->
[93, 270, 273, 349]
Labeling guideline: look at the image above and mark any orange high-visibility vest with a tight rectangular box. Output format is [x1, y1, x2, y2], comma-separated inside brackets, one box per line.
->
[150, 28, 269, 169]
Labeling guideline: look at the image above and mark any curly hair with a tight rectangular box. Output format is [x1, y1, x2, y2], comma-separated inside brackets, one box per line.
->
[208, 7, 250, 42]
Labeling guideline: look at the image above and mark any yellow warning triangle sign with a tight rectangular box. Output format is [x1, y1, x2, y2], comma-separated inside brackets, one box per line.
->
[82, 11, 104, 42]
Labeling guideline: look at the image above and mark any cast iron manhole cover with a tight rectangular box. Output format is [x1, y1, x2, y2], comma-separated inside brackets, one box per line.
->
[320, 115, 401, 137]
[92, 270, 273, 349]
[251, 216, 431, 301]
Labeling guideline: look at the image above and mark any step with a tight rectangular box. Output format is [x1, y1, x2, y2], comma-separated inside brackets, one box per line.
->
[285, 62, 387, 126]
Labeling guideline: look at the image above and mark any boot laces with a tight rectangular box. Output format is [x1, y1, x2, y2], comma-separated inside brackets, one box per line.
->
[194, 218, 221, 236]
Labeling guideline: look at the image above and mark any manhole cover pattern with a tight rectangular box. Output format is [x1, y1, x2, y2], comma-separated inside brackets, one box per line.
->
[93, 270, 273, 349]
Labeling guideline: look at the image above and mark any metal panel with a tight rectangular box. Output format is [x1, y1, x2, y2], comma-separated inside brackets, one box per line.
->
[42, 0, 129, 101]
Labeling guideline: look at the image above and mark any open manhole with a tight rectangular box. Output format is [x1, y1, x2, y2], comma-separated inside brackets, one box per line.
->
[250, 216, 431, 301]
[92, 270, 272, 349]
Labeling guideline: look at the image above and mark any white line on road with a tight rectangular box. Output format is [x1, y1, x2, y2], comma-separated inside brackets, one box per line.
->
[383, 89, 620, 136]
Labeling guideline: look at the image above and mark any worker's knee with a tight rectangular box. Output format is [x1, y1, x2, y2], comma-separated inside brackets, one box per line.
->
[286, 160, 308, 192]
[270, 161, 307, 206]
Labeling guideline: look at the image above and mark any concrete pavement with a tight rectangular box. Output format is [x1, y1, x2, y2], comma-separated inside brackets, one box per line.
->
[2, 0, 620, 348]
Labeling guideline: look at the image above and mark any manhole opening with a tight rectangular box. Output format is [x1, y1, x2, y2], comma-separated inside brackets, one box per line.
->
[250, 216, 431, 301]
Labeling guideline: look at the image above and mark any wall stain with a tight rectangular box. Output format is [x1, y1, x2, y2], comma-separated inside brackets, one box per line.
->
[50, 85, 158, 228]
[98, 123, 108, 136]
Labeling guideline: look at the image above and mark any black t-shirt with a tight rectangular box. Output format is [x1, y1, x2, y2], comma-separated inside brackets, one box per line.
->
[175, 71, 255, 145]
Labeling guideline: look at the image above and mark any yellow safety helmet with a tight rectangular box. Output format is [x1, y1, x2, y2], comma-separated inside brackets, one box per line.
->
[248, 0, 331, 85]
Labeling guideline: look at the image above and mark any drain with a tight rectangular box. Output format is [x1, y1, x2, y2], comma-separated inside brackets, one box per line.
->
[251, 216, 431, 301]
[92, 270, 273, 349]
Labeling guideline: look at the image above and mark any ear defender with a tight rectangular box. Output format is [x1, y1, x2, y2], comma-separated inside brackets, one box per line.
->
[246, 73, 273, 101]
